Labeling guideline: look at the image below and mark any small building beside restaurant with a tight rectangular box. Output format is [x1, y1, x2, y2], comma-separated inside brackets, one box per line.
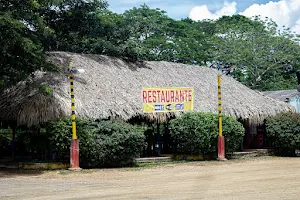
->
[263, 90, 300, 113]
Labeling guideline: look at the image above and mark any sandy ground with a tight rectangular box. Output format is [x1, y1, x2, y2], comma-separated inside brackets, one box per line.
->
[1, 156, 300, 200]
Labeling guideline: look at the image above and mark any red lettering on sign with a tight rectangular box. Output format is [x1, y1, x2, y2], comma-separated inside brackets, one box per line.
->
[148, 90, 152, 103]
[157, 90, 161, 103]
[170, 90, 175, 102]
[142, 91, 147, 103]
[143, 88, 193, 104]
[175, 90, 180, 102]
[180, 90, 184, 102]
[161, 91, 165, 103]
[165, 91, 170, 102]
[152, 91, 157, 103]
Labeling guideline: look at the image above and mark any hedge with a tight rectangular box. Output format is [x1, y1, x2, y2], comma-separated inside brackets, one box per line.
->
[45, 118, 146, 168]
[266, 112, 300, 154]
[168, 112, 245, 155]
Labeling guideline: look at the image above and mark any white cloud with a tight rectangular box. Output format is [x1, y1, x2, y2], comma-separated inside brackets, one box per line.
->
[189, 0, 300, 34]
[241, 0, 300, 33]
[293, 19, 300, 33]
[115, 0, 161, 4]
[189, 2, 237, 21]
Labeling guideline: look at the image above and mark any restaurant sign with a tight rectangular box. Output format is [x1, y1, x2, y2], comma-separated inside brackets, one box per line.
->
[142, 87, 194, 113]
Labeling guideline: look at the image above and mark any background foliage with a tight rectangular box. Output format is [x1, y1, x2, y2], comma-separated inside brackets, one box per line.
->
[1, 0, 300, 91]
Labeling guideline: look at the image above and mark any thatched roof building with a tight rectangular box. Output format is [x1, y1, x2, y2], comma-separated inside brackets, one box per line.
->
[263, 90, 300, 113]
[0, 52, 295, 127]
[263, 90, 299, 102]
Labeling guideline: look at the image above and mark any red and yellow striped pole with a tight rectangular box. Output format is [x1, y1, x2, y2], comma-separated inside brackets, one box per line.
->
[217, 74, 226, 161]
[69, 61, 80, 170]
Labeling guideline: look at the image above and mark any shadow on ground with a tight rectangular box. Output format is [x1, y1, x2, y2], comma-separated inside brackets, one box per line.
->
[0, 169, 44, 178]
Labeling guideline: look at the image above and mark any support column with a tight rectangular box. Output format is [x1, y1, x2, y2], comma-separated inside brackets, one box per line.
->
[69, 68, 80, 170]
[218, 75, 227, 161]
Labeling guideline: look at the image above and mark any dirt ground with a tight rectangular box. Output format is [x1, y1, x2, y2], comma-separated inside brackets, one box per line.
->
[1, 156, 300, 200]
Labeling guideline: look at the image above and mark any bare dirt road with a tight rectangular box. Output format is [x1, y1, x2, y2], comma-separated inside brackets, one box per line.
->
[1, 156, 300, 200]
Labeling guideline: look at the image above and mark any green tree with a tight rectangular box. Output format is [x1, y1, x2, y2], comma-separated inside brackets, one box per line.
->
[0, 0, 56, 88]
[120, 5, 173, 61]
[119, 5, 210, 64]
[210, 15, 300, 91]
[167, 19, 211, 65]
[41, 3, 212, 63]
[41, 0, 108, 52]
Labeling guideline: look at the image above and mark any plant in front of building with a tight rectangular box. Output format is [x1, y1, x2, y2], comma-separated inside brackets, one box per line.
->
[45, 117, 146, 167]
[168, 112, 244, 155]
[266, 112, 300, 154]
[80, 120, 146, 168]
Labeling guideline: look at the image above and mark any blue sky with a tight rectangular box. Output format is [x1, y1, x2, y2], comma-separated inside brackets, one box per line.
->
[106, 0, 300, 34]
[107, 0, 277, 19]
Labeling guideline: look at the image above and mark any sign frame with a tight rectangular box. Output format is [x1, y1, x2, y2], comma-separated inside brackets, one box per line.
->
[142, 87, 194, 113]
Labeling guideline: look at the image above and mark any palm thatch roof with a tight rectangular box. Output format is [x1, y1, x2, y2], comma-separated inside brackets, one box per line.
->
[0, 52, 295, 127]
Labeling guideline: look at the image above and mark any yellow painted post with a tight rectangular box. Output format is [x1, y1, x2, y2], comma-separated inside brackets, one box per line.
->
[69, 72, 77, 139]
[218, 75, 222, 137]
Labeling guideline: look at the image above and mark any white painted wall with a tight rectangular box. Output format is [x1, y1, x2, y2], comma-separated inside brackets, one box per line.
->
[289, 96, 300, 113]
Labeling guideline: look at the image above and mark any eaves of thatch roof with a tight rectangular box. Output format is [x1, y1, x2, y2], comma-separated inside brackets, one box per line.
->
[0, 52, 295, 127]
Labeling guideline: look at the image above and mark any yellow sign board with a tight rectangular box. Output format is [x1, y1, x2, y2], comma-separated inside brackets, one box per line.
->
[142, 88, 194, 113]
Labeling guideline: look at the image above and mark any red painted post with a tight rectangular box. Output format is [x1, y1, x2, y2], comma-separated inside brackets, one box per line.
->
[70, 139, 80, 169]
[218, 136, 226, 160]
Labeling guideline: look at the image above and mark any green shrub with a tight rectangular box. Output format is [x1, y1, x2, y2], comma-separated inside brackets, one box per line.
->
[45, 118, 145, 168]
[169, 112, 244, 155]
[266, 112, 300, 153]
[82, 121, 146, 168]
[45, 117, 102, 162]
[222, 116, 245, 153]
[44, 117, 74, 160]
